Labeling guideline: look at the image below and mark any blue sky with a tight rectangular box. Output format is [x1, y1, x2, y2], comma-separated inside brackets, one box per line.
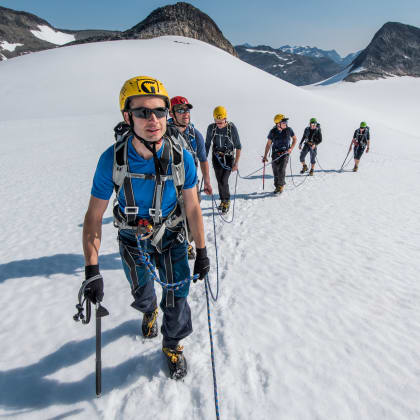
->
[1, 0, 419, 55]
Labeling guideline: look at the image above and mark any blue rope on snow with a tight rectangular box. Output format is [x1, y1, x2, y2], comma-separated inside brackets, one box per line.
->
[134, 227, 221, 420]
[207, 194, 221, 301]
[204, 274, 221, 420]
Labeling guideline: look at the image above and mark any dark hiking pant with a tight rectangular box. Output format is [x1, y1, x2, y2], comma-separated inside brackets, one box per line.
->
[212, 153, 233, 201]
[118, 228, 192, 348]
[300, 143, 317, 164]
[272, 153, 289, 187]
[354, 145, 366, 160]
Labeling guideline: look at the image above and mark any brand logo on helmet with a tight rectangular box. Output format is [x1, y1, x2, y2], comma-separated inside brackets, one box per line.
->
[138, 79, 160, 94]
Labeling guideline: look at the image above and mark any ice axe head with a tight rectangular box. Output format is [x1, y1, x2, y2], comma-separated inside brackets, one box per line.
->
[96, 304, 109, 318]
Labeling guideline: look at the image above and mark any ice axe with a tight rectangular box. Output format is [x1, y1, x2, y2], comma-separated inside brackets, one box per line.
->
[74, 279, 109, 397]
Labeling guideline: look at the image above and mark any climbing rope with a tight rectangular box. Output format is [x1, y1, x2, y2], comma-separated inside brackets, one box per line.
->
[238, 151, 288, 179]
[206, 196, 221, 301]
[204, 274, 221, 420]
[288, 154, 310, 188]
[134, 234, 199, 289]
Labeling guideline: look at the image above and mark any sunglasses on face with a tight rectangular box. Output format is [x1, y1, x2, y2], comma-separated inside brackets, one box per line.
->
[129, 107, 168, 119]
[174, 108, 190, 114]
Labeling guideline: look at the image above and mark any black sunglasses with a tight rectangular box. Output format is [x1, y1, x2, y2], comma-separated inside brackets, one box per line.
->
[129, 107, 168, 119]
[174, 108, 191, 114]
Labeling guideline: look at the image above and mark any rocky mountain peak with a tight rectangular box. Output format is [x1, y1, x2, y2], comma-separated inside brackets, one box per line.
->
[125, 2, 237, 56]
[345, 21, 420, 81]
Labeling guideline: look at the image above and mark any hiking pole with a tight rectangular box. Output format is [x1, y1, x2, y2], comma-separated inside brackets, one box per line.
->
[339, 148, 351, 172]
[262, 161, 266, 190]
[95, 302, 109, 397]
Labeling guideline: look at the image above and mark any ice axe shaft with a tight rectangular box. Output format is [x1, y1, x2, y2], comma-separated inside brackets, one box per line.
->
[95, 303, 109, 397]
[262, 157, 266, 190]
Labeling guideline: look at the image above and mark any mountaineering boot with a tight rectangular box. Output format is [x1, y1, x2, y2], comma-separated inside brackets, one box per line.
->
[221, 200, 230, 214]
[217, 201, 224, 212]
[300, 163, 308, 174]
[309, 168, 314, 176]
[274, 185, 284, 195]
[353, 165, 358, 172]
[162, 345, 188, 380]
[142, 308, 158, 338]
[187, 244, 196, 260]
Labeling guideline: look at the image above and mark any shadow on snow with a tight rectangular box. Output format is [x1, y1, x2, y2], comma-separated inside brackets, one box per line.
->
[0, 320, 163, 411]
[0, 253, 121, 284]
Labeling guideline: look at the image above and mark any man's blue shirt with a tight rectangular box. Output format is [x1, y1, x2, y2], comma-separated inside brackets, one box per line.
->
[91, 137, 197, 218]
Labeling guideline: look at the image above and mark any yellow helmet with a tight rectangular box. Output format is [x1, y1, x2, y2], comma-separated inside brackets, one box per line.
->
[274, 114, 285, 124]
[213, 106, 227, 120]
[119, 76, 170, 112]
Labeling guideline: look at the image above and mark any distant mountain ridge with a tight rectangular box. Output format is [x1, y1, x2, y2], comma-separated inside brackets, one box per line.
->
[235, 44, 343, 86]
[278, 45, 360, 67]
[2, 4, 419, 86]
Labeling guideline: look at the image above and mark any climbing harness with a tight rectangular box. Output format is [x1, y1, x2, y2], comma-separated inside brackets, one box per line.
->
[112, 124, 188, 253]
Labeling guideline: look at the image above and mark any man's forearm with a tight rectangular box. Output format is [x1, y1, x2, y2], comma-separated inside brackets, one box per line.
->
[83, 214, 102, 266]
[290, 137, 297, 151]
[233, 149, 241, 165]
[199, 160, 211, 183]
[186, 205, 205, 248]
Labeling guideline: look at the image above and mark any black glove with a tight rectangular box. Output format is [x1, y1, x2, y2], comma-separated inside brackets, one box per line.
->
[83, 265, 104, 303]
[193, 247, 210, 282]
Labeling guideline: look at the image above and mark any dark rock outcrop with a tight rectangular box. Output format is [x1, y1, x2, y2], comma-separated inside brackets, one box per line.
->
[0, 5, 119, 60]
[344, 22, 420, 82]
[66, 2, 237, 57]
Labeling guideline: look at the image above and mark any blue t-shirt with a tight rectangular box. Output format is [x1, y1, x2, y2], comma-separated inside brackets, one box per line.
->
[91, 137, 197, 218]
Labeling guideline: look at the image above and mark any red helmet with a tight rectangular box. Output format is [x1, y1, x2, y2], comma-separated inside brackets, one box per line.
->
[170, 96, 193, 109]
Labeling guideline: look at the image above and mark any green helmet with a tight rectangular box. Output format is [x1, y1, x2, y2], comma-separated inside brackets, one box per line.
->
[360, 121, 367, 128]
[310, 117, 317, 124]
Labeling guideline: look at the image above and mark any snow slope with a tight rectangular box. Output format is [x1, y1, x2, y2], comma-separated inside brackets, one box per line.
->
[305, 76, 420, 138]
[0, 36, 419, 420]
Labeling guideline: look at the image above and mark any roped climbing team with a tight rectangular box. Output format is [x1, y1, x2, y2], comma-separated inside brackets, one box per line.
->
[79, 74, 371, 380]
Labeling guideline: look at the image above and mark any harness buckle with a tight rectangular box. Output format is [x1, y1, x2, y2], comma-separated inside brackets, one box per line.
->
[176, 231, 185, 244]
[124, 206, 139, 215]
[149, 208, 162, 219]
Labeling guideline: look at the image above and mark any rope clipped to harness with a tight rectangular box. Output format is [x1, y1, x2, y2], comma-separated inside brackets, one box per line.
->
[134, 229, 199, 289]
